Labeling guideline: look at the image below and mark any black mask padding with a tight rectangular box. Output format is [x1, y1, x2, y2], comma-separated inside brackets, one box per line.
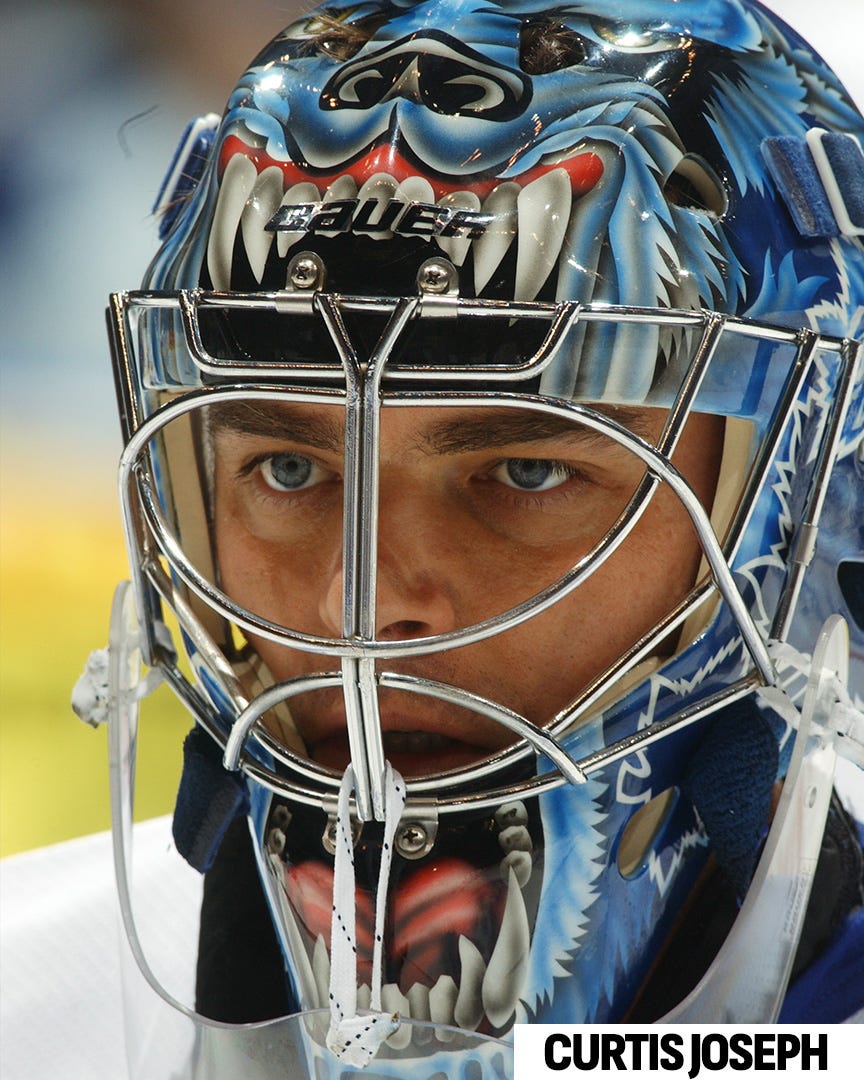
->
[681, 696, 780, 898]
[790, 790, 864, 980]
[173, 725, 250, 873]
[837, 560, 864, 633]
[196, 813, 293, 1023]
[627, 788, 864, 1021]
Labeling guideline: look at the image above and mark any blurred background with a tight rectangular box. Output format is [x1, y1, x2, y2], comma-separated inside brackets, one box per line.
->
[1, 0, 862, 857]
[0, 0, 306, 856]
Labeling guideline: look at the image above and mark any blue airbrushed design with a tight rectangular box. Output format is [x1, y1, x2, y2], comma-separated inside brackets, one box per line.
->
[147, 0, 864, 391]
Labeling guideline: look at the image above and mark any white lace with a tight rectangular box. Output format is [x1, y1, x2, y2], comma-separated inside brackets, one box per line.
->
[72, 642, 163, 728]
[758, 638, 864, 767]
[326, 763, 407, 1068]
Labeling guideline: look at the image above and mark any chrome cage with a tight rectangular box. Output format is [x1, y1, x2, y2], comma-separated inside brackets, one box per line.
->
[107, 287, 861, 822]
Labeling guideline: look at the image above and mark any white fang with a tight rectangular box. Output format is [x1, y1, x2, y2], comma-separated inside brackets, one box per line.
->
[481, 866, 529, 1027]
[515, 168, 572, 302]
[454, 936, 486, 1030]
[276, 181, 321, 258]
[207, 154, 257, 290]
[241, 165, 283, 283]
[473, 182, 519, 293]
[428, 974, 459, 1041]
[437, 190, 482, 266]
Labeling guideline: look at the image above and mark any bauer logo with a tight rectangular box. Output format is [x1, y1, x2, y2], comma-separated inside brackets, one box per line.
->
[513, 1025, 849, 1079]
[265, 199, 494, 239]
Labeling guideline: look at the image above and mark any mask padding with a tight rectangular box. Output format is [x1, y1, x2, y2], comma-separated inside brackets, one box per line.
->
[763, 131, 864, 238]
[762, 135, 839, 238]
[681, 696, 779, 897]
[154, 114, 220, 241]
[173, 726, 250, 873]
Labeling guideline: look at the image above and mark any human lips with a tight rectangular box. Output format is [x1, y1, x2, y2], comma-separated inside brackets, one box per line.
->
[309, 728, 509, 776]
[304, 704, 515, 777]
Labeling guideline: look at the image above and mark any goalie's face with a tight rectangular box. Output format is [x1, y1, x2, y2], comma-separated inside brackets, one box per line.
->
[211, 400, 725, 777]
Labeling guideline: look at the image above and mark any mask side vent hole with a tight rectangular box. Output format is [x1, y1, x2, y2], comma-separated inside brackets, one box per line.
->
[664, 154, 728, 218]
[616, 787, 678, 878]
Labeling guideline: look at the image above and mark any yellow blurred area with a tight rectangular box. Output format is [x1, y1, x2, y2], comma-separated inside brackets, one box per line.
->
[0, 456, 187, 856]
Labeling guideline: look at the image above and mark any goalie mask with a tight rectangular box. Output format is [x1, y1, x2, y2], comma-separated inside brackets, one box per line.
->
[93, 0, 864, 1074]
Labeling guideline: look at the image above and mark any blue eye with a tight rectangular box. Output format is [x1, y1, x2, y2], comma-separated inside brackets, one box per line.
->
[494, 459, 572, 491]
[261, 453, 319, 491]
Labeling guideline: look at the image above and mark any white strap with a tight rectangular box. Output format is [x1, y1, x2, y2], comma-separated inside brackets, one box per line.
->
[759, 638, 864, 766]
[326, 763, 406, 1068]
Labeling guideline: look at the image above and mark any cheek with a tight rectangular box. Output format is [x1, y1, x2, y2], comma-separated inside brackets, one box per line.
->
[494, 503, 707, 716]
[214, 464, 327, 600]
[620, 487, 706, 611]
[213, 503, 326, 627]
[214, 482, 263, 598]
[215, 519, 269, 602]
[213, 518, 338, 684]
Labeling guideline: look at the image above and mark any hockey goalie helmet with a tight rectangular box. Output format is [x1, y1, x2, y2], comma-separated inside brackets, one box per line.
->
[109, 0, 864, 1047]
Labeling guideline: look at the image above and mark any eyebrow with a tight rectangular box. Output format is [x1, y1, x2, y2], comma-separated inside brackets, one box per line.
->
[207, 401, 343, 451]
[418, 406, 658, 454]
[207, 401, 658, 454]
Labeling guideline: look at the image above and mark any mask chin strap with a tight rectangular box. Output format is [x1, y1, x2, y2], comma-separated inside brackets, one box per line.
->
[326, 763, 406, 1068]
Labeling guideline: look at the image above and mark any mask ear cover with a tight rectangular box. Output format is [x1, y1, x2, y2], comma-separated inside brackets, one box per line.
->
[154, 114, 221, 242]
[681, 697, 780, 897]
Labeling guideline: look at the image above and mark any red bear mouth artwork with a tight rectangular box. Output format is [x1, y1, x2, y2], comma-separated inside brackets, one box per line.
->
[262, 795, 542, 1040]
[206, 130, 604, 299]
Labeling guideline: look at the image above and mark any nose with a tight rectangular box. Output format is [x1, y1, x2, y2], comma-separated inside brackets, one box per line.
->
[318, 496, 459, 642]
